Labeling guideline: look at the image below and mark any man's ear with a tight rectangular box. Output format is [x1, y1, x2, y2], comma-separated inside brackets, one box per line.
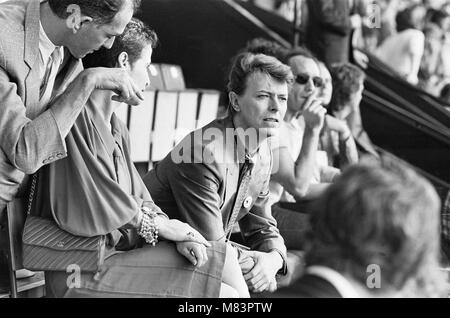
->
[65, 4, 93, 33]
[117, 52, 130, 69]
[228, 92, 241, 112]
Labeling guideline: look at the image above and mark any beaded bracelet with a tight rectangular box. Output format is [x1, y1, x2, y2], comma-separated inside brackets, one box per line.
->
[138, 206, 159, 246]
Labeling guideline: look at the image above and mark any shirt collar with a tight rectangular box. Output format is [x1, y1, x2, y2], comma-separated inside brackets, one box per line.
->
[39, 20, 64, 66]
[228, 115, 260, 166]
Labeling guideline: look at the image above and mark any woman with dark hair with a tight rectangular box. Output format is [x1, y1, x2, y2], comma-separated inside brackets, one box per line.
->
[30, 18, 249, 298]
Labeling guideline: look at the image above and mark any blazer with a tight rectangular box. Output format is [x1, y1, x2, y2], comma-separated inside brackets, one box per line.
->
[0, 0, 82, 213]
[304, 0, 353, 65]
[143, 116, 288, 264]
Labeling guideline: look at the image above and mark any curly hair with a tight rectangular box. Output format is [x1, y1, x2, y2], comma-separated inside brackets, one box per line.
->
[305, 155, 447, 297]
[329, 63, 365, 113]
[82, 18, 158, 69]
[48, 0, 141, 25]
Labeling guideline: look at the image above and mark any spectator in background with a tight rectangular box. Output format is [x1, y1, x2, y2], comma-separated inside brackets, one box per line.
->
[329, 63, 378, 159]
[266, 48, 341, 252]
[419, 10, 450, 95]
[439, 83, 450, 111]
[303, 0, 363, 66]
[376, 0, 403, 45]
[317, 61, 333, 107]
[375, 4, 426, 85]
[278, 156, 447, 298]
[318, 62, 359, 169]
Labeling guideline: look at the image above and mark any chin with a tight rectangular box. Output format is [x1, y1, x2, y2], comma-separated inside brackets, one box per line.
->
[259, 127, 279, 138]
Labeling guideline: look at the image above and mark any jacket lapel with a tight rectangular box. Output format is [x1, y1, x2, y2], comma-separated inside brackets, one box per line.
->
[23, 0, 40, 119]
[52, 50, 83, 99]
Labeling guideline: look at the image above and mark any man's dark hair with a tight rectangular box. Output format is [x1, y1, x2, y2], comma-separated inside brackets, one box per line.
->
[82, 18, 158, 68]
[243, 38, 289, 63]
[429, 9, 449, 29]
[306, 156, 445, 297]
[329, 63, 365, 113]
[440, 83, 450, 102]
[396, 4, 424, 32]
[48, 0, 142, 24]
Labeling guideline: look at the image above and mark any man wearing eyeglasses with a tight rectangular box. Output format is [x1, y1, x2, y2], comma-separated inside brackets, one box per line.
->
[268, 47, 340, 251]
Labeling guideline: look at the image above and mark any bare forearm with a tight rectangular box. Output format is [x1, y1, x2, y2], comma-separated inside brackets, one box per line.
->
[294, 183, 330, 201]
[292, 128, 321, 196]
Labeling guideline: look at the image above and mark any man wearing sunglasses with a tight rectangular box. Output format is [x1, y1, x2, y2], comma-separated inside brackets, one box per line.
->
[268, 47, 340, 251]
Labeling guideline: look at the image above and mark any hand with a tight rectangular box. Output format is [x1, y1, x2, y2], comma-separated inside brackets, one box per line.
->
[85, 67, 144, 106]
[350, 14, 362, 29]
[242, 251, 283, 294]
[156, 217, 211, 247]
[353, 50, 369, 69]
[176, 241, 208, 267]
[325, 115, 351, 139]
[303, 97, 326, 132]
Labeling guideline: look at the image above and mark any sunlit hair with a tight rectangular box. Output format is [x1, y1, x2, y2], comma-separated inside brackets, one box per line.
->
[82, 18, 158, 69]
[329, 63, 365, 113]
[306, 155, 447, 297]
[227, 52, 293, 115]
[48, 0, 141, 25]
[227, 52, 293, 95]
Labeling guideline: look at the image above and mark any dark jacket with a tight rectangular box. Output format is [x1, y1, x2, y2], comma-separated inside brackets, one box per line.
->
[143, 116, 287, 262]
[304, 0, 353, 65]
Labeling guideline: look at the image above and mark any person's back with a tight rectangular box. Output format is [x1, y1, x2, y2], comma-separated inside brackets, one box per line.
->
[376, 28, 425, 84]
[277, 156, 448, 298]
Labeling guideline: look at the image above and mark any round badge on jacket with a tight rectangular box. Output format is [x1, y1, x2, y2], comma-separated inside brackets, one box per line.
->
[243, 196, 253, 209]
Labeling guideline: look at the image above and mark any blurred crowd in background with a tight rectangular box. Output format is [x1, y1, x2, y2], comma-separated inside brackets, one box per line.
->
[248, 0, 450, 102]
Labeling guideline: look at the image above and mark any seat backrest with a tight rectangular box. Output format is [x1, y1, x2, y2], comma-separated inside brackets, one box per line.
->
[148, 64, 165, 90]
[129, 90, 156, 162]
[196, 90, 220, 129]
[6, 197, 27, 271]
[151, 91, 179, 162]
[160, 64, 186, 90]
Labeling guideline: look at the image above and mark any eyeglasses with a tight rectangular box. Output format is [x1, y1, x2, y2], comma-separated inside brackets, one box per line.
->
[295, 73, 324, 88]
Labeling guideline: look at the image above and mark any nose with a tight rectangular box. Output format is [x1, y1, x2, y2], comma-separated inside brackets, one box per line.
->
[269, 96, 281, 112]
[305, 78, 315, 93]
[103, 37, 115, 49]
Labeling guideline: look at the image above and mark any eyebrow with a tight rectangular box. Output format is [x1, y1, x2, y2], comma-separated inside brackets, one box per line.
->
[258, 90, 287, 96]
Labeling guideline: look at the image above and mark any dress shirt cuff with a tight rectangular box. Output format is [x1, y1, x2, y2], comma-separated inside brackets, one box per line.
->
[48, 108, 67, 154]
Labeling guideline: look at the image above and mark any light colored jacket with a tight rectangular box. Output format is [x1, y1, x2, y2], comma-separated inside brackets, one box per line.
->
[0, 0, 82, 212]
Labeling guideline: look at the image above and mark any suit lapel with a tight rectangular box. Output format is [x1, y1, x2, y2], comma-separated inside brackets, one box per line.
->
[23, 0, 40, 119]
[52, 50, 82, 99]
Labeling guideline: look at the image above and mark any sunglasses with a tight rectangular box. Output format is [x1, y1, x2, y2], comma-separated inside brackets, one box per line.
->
[295, 73, 324, 88]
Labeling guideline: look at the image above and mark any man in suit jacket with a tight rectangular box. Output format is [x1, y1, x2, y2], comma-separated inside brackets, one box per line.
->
[0, 0, 144, 217]
[144, 53, 293, 294]
[303, 0, 359, 66]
